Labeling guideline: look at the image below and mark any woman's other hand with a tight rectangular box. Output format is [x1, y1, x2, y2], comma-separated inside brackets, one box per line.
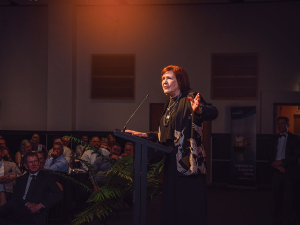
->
[188, 93, 202, 114]
[124, 130, 148, 138]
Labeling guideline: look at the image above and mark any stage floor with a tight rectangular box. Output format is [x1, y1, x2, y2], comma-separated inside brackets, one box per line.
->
[50, 186, 285, 225]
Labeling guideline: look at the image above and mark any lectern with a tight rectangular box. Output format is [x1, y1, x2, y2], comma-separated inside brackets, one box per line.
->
[114, 130, 171, 225]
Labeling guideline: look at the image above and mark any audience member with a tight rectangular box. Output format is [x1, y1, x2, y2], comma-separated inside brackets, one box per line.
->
[269, 117, 300, 225]
[45, 142, 69, 173]
[121, 142, 134, 158]
[75, 135, 89, 158]
[0, 137, 10, 153]
[37, 151, 46, 170]
[32, 134, 48, 155]
[0, 152, 63, 225]
[0, 139, 12, 162]
[107, 134, 115, 151]
[15, 139, 32, 173]
[100, 137, 109, 150]
[80, 136, 110, 172]
[62, 136, 71, 148]
[48, 136, 72, 165]
[30, 137, 39, 152]
[92, 143, 122, 189]
[0, 148, 22, 206]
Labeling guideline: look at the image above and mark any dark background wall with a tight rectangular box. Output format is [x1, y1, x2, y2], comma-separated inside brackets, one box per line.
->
[1, 2, 300, 133]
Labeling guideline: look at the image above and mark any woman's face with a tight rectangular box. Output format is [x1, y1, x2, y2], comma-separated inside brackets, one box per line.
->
[161, 70, 180, 97]
[25, 142, 32, 153]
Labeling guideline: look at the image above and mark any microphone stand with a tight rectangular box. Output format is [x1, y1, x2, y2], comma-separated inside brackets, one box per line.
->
[122, 94, 149, 132]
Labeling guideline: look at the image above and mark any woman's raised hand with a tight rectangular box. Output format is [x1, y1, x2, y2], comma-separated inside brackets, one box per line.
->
[188, 93, 202, 114]
[124, 130, 148, 138]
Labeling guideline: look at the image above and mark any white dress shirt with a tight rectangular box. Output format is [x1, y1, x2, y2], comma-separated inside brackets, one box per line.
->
[276, 132, 288, 161]
[23, 171, 39, 200]
[80, 148, 110, 171]
[48, 146, 73, 164]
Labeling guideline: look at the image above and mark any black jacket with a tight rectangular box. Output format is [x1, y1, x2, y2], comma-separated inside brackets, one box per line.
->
[0, 170, 63, 225]
[268, 132, 300, 176]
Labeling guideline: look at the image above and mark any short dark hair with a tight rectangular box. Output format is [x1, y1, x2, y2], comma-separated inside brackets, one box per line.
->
[81, 134, 88, 139]
[24, 152, 39, 164]
[112, 143, 122, 149]
[277, 117, 289, 124]
[37, 151, 46, 159]
[107, 134, 115, 140]
[101, 137, 108, 143]
[53, 142, 64, 152]
[30, 137, 39, 144]
[125, 142, 133, 147]
[161, 65, 191, 92]
[90, 136, 99, 141]
[53, 136, 61, 143]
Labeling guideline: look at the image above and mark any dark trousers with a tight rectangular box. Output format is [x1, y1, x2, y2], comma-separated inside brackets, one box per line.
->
[293, 178, 300, 225]
[0, 201, 36, 225]
[160, 143, 207, 225]
[272, 170, 296, 225]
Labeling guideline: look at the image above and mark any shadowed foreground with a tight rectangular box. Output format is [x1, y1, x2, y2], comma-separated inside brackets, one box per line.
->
[50, 186, 278, 225]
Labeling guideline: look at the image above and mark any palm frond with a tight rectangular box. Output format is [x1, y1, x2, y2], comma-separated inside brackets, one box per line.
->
[48, 170, 93, 193]
[66, 142, 166, 225]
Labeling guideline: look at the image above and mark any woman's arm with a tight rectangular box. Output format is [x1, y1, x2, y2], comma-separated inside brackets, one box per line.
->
[124, 130, 148, 138]
[189, 93, 218, 121]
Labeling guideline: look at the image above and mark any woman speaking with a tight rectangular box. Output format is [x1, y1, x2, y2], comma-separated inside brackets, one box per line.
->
[126, 65, 218, 225]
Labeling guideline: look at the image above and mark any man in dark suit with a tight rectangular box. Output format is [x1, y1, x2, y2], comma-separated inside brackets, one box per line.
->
[0, 152, 63, 225]
[269, 117, 300, 225]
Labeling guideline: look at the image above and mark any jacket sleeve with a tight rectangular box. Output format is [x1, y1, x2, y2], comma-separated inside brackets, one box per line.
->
[282, 134, 300, 168]
[14, 165, 22, 176]
[199, 95, 218, 121]
[12, 176, 28, 206]
[190, 93, 218, 125]
[44, 157, 69, 173]
[44, 158, 53, 170]
[40, 173, 63, 209]
[146, 132, 158, 142]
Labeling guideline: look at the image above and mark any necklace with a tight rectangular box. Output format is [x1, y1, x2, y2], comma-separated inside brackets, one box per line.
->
[163, 93, 181, 127]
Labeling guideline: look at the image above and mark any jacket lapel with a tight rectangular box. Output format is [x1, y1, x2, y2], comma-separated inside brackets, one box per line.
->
[285, 132, 292, 153]
[26, 171, 42, 201]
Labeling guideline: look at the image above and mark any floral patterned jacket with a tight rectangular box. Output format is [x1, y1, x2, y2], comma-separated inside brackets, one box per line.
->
[149, 92, 218, 176]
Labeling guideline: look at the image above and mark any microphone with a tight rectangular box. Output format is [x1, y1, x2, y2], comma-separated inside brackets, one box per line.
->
[122, 94, 149, 132]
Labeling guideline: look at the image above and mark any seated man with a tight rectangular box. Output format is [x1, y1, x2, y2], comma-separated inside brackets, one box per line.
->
[100, 137, 109, 151]
[0, 148, 22, 206]
[107, 134, 115, 151]
[48, 136, 72, 165]
[92, 143, 122, 189]
[0, 152, 63, 225]
[80, 136, 110, 172]
[75, 135, 89, 158]
[44, 143, 69, 173]
[37, 151, 46, 170]
[62, 136, 70, 149]
[120, 142, 134, 158]
[31, 134, 48, 155]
